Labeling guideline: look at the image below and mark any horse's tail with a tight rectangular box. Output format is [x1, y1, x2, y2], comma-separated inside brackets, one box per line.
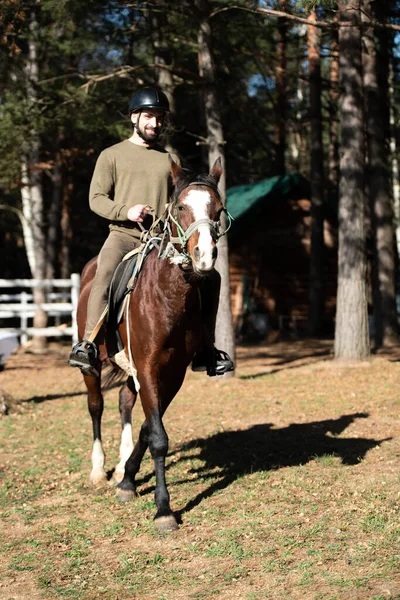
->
[101, 360, 127, 390]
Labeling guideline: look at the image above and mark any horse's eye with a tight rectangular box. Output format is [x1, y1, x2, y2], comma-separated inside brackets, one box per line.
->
[178, 205, 185, 212]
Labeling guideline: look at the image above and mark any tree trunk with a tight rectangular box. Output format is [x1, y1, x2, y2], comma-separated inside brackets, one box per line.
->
[390, 60, 400, 264]
[21, 154, 48, 352]
[127, 9, 135, 67]
[46, 149, 62, 280]
[362, 0, 398, 347]
[60, 178, 73, 279]
[306, 9, 325, 336]
[334, 0, 370, 360]
[22, 11, 48, 352]
[20, 159, 38, 276]
[195, 0, 235, 376]
[288, 70, 303, 173]
[150, 0, 178, 155]
[328, 13, 340, 195]
[274, 0, 287, 176]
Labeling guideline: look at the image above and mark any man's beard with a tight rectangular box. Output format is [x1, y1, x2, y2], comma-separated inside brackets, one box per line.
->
[136, 123, 161, 144]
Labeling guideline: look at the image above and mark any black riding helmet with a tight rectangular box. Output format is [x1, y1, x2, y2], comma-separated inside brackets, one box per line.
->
[129, 87, 170, 114]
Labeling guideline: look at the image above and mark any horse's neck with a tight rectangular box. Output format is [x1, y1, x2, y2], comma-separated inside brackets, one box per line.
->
[162, 258, 203, 305]
[159, 255, 198, 293]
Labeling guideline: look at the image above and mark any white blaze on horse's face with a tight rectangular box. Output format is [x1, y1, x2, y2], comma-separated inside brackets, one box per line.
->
[184, 189, 216, 272]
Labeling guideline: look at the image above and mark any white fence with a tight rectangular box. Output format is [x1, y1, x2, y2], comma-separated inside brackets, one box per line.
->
[0, 274, 80, 345]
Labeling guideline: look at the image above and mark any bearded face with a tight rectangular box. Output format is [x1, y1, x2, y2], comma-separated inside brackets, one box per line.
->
[131, 109, 165, 144]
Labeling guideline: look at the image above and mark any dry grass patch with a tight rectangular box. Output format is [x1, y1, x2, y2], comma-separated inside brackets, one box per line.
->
[1, 341, 400, 599]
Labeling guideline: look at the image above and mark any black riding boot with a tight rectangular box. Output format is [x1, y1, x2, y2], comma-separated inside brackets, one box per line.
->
[68, 340, 99, 377]
[191, 271, 234, 376]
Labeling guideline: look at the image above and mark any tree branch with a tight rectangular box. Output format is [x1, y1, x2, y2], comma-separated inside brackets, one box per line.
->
[80, 62, 202, 93]
[209, 5, 400, 32]
[0, 204, 26, 228]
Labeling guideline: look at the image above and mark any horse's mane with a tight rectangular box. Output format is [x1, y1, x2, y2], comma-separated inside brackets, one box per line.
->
[172, 170, 220, 201]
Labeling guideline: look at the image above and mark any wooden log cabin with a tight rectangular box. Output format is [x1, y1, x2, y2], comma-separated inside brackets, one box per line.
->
[226, 174, 338, 340]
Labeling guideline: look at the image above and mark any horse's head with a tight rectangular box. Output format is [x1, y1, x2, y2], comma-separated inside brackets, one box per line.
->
[168, 157, 225, 275]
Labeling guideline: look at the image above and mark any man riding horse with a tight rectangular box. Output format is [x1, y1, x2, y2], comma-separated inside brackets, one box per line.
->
[68, 87, 233, 378]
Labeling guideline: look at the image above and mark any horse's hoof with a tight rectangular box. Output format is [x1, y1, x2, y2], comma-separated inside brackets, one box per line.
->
[155, 515, 179, 533]
[116, 487, 137, 503]
[89, 471, 108, 487]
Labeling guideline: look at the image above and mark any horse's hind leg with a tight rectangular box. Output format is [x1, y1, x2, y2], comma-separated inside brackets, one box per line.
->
[85, 371, 107, 486]
[113, 376, 138, 484]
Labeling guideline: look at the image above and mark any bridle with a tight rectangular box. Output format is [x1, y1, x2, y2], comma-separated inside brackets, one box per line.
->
[164, 181, 232, 257]
[138, 179, 233, 267]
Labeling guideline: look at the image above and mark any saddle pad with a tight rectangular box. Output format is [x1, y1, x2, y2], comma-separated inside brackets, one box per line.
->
[109, 254, 139, 313]
[106, 253, 139, 357]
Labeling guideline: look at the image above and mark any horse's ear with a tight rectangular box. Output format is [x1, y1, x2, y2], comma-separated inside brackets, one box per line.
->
[169, 155, 186, 186]
[209, 157, 223, 185]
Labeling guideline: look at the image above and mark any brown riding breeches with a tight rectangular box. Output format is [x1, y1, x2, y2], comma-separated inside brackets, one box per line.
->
[84, 229, 141, 339]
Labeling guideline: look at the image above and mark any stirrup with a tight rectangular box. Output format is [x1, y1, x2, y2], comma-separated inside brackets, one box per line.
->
[210, 348, 234, 377]
[68, 340, 99, 378]
[192, 347, 234, 377]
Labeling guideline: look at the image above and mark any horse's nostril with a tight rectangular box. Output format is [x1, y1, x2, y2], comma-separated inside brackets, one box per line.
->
[194, 246, 201, 261]
[212, 246, 218, 260]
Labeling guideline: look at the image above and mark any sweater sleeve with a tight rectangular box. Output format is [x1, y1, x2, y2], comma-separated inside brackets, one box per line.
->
[89, 151, 129, 221]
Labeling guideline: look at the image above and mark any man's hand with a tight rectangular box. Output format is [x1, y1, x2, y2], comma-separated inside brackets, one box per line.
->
[127, 204, 151, 223]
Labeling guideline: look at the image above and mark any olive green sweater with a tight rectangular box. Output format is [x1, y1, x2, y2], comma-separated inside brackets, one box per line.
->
[89, 139, 178, 238]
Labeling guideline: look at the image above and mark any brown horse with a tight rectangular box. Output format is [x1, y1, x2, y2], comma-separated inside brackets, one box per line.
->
[77, 157, 227, 532]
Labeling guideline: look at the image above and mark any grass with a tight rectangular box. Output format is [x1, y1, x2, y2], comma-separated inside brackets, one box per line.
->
[1, 341, 400, 599]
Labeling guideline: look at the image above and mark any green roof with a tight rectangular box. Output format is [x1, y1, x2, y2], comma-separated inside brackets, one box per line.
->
[226, 173, 309, 221]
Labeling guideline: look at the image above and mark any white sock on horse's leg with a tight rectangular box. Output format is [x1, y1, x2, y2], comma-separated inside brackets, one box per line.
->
[113, 423, 134, 483]
[89, 439, 107, 486]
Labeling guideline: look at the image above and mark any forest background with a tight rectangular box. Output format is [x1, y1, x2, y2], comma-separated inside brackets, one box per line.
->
[1, 0, 400, 362]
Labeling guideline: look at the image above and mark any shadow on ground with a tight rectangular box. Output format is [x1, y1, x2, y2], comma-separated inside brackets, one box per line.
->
[237, 342, 333, 379]
[162, 412, 390, 518]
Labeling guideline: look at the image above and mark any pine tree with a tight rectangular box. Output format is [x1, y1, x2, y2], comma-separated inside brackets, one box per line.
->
[334, 0, 370, 360]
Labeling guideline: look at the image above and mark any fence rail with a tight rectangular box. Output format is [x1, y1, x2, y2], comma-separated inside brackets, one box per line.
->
[0, 274, 80, 344]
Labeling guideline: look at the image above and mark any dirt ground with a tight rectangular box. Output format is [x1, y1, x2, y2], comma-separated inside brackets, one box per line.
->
[1, 339, 400, 600]
[3, 337, 400, 399]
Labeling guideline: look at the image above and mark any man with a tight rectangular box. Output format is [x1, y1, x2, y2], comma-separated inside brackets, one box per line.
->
[68, 87, 233, 377]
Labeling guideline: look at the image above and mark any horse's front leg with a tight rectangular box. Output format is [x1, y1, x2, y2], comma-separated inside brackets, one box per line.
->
[148, 408, 178, 532]
[116, 419, 149, 501]
[113, 376, 138, 484]
[85, 370, 107, 486]
[117, 371, 178, 532]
